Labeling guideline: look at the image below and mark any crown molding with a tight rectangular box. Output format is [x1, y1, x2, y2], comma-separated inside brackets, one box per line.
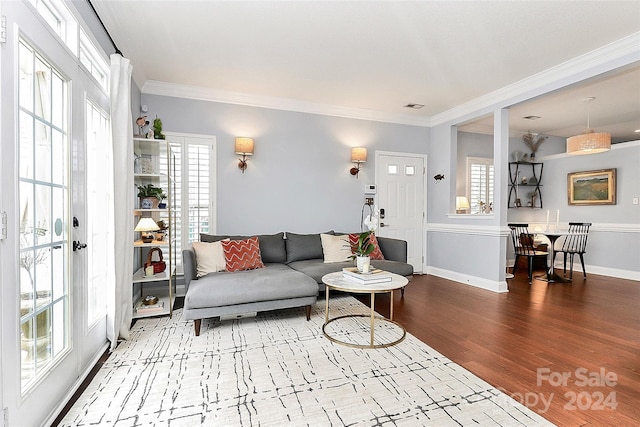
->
[141, 80, 432, 127]
[141, 33, 638, 130]
[431, 32, 640, 127]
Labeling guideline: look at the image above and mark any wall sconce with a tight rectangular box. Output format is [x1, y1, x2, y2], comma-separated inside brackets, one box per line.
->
[235, 137, 254, 173]
[455, 196, 470, 214]
[350, 147, 367, 178]
[134, 217, 159, 243]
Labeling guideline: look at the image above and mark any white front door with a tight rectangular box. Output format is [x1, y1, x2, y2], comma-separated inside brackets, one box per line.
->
[0, 4, 110, 424]
[375, 152, 426, 273]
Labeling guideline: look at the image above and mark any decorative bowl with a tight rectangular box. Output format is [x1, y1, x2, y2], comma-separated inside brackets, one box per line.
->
[143, 295, 158, 305]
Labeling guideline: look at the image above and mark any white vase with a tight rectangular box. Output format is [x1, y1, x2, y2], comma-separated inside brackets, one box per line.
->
[356, 256, 371, 273]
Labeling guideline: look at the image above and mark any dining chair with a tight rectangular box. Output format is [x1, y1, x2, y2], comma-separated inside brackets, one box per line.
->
[554, 222, 591, 279]
[508, 223, 549, 284]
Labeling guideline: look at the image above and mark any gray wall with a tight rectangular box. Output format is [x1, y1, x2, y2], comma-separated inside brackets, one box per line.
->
[141, 94, 429, 235]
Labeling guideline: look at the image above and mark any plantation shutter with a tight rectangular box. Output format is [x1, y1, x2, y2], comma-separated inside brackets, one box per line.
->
[467, 157, 494, 214]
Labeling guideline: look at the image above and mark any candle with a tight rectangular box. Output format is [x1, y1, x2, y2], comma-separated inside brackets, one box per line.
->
[145, 265, 154, 277]
[546, 210, 550, 231]
[556, 209, 560, 230]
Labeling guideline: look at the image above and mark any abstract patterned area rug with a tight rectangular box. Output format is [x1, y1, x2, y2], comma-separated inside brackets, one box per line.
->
[60, 296, 553, 426]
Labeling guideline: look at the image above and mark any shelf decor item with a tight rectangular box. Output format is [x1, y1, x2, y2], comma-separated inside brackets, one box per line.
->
[134, 217, 160, 243]
[135, 116, 149, 137]
[137, 184, 164, 209]
[153, 116, 165, 140]
[522, 131, 547, 161]
[142, 295, 158, 305]
[512, 151, 525, 162]
[349, 231, 376, 273]
[145, 247, 167, 273]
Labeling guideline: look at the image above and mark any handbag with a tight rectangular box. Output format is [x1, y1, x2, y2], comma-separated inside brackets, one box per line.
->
[145, 247, 166, 274]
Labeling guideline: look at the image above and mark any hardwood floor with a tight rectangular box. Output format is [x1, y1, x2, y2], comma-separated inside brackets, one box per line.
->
[53, 266, 638, 426]
[356, 266, 640, 427]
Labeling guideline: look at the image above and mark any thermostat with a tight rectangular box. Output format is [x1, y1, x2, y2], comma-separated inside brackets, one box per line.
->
[364, 184, 377, 195]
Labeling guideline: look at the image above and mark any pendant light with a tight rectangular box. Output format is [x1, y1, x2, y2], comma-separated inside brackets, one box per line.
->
[566, 97, 611, 155]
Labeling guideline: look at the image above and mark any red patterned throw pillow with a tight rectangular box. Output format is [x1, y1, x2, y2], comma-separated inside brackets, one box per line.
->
[221, 236, 265, 272]
[348, 233, 385, 260]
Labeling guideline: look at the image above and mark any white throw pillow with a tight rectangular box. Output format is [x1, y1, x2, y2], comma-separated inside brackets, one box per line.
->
[192, 239, 230, 277]
[320, 233, 352, 263]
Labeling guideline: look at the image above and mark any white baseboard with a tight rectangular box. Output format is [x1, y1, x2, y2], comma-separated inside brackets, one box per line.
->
[507, 258, 640, 282]
[426, 267, 509, 293]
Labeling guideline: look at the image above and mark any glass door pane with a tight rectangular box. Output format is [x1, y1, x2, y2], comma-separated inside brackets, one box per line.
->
[18, 39, 69, 392]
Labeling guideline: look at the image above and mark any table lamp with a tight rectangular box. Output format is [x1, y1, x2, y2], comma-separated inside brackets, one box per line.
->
[456, 196, 470, 214]
[135, 217, 159, 243]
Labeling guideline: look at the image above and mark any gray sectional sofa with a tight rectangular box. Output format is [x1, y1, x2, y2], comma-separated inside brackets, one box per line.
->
[182, 231, 414, 336]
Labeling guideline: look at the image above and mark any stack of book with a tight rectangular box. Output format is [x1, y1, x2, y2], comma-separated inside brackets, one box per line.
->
[342, 267, 392, 284]
[135, 300, 165, 315]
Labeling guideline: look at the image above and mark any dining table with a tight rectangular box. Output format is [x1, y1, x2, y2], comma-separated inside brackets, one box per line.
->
[535, 230, 587, 283]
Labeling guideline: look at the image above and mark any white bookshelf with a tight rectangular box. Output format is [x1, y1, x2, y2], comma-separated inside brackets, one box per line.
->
[132, 137, 176, 319]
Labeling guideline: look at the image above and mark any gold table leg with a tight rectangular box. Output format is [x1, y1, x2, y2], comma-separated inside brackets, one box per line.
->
[370, 292, 375, 346]
[322, 287, 406, 349]
[325, 286, 330, 324]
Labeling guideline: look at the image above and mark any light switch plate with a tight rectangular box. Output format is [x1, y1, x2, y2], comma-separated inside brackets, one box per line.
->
[633, 197, 639, 205]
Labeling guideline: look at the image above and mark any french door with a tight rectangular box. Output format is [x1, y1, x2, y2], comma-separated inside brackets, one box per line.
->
[1, 3, 110, 425]
[375, 152, 427, 273]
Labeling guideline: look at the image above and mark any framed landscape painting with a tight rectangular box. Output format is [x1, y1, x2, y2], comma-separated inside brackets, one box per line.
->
[567, 168, 616, 205]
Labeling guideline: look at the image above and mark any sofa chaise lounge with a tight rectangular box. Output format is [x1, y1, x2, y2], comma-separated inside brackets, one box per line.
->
[182, 231, 414, 336]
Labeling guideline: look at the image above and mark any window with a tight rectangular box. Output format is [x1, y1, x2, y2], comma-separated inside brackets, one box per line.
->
[79, 29, 109, 91]
[28, 0, 78, 54]
[467, 157, 494, 214]
[167, 135, 216, 267]
[29, 0, 109, 91]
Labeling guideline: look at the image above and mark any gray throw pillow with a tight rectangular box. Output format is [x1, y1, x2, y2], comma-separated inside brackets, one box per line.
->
[200, 234, 230, 243]
[256, 232, 286, 263]
[285, 231, 333, 263]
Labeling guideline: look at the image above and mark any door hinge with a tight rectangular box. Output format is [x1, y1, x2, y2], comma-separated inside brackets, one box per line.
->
[3, 407, 8, 425]
[1, 16, 6, 44]
[1, 211, 7, 240]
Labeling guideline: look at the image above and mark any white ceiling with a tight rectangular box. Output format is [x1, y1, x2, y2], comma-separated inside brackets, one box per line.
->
[93, 1, 640, 141]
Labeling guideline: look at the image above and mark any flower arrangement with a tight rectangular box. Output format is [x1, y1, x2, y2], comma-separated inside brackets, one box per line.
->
[522, 131, 547, 159]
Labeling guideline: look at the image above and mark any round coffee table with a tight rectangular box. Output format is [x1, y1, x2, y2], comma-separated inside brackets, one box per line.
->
[322, 271, 408, 349]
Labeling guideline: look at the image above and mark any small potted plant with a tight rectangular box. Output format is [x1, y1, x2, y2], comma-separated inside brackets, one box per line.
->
[349, 230, 376, 273]
[136, 184, 163, 209]
[152, 116, 165, 140]
[157, 192, 168, 209]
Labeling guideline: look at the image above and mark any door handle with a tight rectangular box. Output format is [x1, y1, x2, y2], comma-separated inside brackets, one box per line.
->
[73, 241, 87, 251]
[380, 223, 389, 227]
